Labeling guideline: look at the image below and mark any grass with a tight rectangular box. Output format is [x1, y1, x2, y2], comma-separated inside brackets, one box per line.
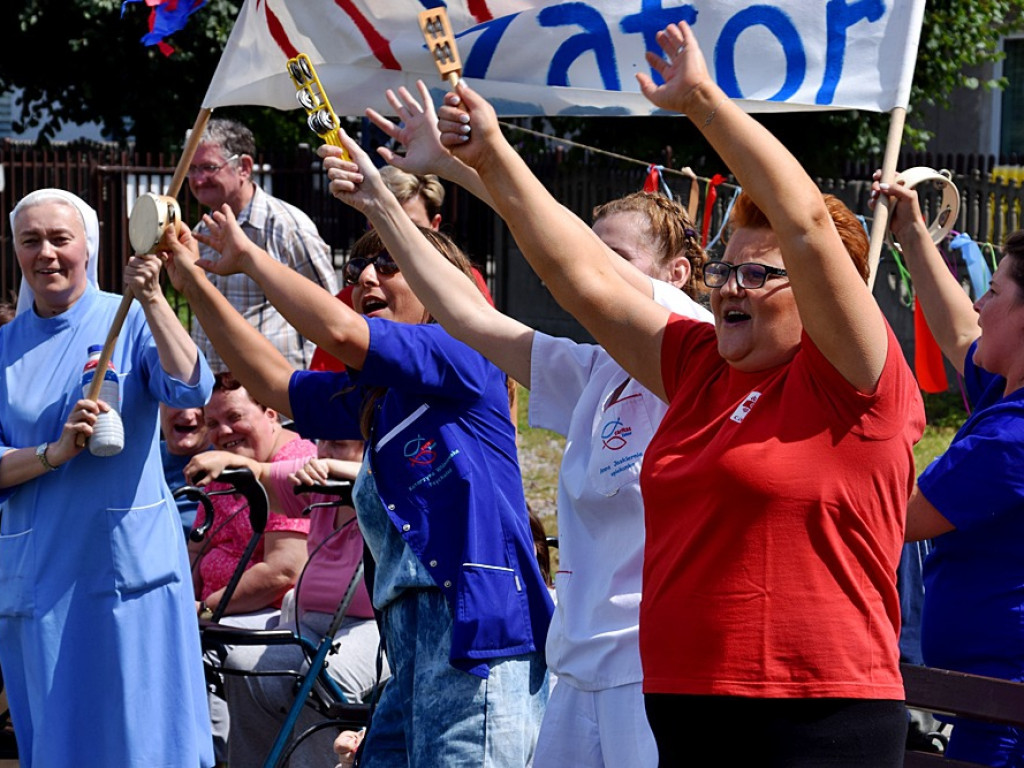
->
[514, 385, 562, 527]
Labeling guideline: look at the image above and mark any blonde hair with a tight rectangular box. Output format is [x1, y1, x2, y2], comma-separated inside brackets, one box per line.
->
[379, 166, 445, 220]
[592, 192, 707, 300]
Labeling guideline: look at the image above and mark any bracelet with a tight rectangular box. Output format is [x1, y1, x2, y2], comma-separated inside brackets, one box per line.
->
[198, 601, 214, 621]
[702, 96, 729, 129]
[36, 442, 58, 472]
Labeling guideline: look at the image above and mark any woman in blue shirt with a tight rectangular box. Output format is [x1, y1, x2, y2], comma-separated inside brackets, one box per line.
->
[163, 209, 552, 767]
[877, 181, 1024, 767]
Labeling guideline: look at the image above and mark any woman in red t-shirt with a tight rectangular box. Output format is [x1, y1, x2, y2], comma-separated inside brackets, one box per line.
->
[432, 21, 925, 768]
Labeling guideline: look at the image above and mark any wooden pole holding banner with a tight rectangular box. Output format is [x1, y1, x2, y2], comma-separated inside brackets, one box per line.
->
[77, 107, 213, 446]
[866, 106, 907, 291]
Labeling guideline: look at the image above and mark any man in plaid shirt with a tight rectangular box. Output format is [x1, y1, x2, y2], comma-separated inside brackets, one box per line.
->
[187, 118, 338, 372]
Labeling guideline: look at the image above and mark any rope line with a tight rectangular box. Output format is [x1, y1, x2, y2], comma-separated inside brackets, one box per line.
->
[497, 119, 741, 192]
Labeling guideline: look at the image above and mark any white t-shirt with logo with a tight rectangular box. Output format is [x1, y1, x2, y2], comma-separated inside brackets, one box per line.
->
[529, 279, 712, 690]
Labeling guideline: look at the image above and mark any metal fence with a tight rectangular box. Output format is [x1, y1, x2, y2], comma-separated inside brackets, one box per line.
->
[0, 141, 1014, 351]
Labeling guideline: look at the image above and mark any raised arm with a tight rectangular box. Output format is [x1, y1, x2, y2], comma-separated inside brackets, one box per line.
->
[366, 80, 494, 208]
[161, 225, 296, 416]
[633, 23, 886, 391]
[124, 251, 201, 384]
[435, 90, 671, 398]
[370, 82, 659, 302]
[874, 181, 979, 374]
[192, 206, 374, 373]
[319, 137, 534, 386]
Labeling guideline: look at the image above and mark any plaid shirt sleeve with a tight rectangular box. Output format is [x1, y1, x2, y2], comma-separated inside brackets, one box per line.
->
[190, 185, 339, 373]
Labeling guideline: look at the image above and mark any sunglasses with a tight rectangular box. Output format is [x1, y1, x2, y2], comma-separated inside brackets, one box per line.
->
[343, 252, 400, 286]
[703, 260, 788, 290]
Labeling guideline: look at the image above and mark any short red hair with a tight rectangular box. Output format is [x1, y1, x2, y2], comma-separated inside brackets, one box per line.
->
[728, 192, 869, 283]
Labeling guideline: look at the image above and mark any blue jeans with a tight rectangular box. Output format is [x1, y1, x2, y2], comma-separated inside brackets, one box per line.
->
[362, 588, 547, 767]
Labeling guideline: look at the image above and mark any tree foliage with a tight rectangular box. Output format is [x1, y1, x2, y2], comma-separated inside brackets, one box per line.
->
[0, 0, 232, 148]
[1, 1, 1023, 171]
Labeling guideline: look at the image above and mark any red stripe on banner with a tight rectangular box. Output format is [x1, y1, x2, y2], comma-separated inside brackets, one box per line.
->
[334, 0, 401, 70]
[263, 1, 299, 59]
[468, 0, 494, 22]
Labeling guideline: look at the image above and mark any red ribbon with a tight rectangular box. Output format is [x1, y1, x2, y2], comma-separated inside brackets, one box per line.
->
[701, 174, 727, 246]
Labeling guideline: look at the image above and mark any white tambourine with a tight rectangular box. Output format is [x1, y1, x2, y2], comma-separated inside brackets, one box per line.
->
[128, 193, 182, 254]
[893, 167, 960, 245]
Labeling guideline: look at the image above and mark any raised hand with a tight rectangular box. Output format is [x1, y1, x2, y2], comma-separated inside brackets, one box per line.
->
[869, 170, 927, 243]
[158, 221, 203, 293]
[366, 81, 449, 177]
[193, 205, 257, 276]
[124, 252, 164, 304]
[317, 131, 392, 216]
[436, 81, 503, 169]
[636, 22, 712, 115]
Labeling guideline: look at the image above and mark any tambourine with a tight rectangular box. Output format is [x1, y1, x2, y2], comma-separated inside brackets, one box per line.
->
[891, 167, 960, 245]
[128, 193, 182, 254]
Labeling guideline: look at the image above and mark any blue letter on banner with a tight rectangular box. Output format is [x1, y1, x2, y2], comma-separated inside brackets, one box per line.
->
[461, 14, 519, 79]
[715, 6, 805, 101]
[539, 3, 620, 90]
[621, 0, 698, 84]
[817, 0, 885, 104]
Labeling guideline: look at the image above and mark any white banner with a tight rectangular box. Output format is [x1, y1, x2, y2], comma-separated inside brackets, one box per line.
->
[203, 0, 926, 117]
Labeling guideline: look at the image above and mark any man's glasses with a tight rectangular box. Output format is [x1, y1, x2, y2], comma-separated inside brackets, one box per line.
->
[344, 252, 400, 286]
[187, 153, 240, 178]
[703, 260, 789, 290]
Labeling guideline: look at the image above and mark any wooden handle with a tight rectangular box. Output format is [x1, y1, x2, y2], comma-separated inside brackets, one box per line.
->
[76, 108, 213, 448]
[866, 106, 906, 291]
[75, 291, 133, 447]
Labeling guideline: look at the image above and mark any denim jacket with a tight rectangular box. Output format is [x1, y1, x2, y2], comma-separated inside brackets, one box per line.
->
[290, 319, 552, 677]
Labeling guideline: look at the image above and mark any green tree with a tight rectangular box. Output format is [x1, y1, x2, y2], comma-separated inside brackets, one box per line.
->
[0, 0, 236, 149]
[1, 1, 1022, 169]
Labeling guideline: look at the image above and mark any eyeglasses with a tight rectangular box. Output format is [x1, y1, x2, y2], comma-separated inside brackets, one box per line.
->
[187, 154, 240, 178]
[343, 251, 400, 286]
[703, 260, 788, 289]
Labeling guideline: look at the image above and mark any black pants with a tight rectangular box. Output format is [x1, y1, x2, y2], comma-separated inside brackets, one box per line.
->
[644, 694, 907, 767]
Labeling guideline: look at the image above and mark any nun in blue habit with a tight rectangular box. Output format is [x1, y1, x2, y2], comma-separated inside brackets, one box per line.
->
[0, 189, 215, 767]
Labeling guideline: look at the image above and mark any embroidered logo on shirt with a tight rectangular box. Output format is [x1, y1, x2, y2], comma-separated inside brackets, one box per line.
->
[601, 417, 634, 450]
[730, 391, 762, 423]
[404, 436, 437, 467]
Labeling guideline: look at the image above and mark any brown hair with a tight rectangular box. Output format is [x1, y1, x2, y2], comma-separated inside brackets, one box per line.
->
[347, 226, 476, 299]
[212, 371, 265, 410]
[592, 192, 708, 300]
[347, 227, 480, 438]
[727, 192, 870, 283]
[999, 231, 1024, 298]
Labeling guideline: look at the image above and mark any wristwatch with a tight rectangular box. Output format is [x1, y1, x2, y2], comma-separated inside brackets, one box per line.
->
[198, 601, 214, 621]
[36, 442, 58, 472]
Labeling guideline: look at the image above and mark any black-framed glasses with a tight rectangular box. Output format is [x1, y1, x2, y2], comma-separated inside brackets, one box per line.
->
[343, 251, 400, 286]
[187, 153, 240, 178]
[703, 260, 788, 289]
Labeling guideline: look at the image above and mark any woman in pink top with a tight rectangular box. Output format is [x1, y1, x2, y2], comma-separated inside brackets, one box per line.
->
[192, 436, 383, 768]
